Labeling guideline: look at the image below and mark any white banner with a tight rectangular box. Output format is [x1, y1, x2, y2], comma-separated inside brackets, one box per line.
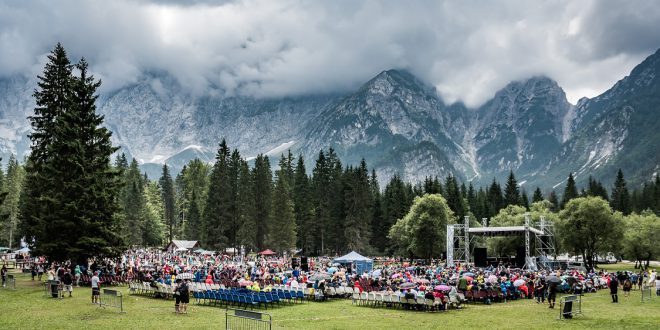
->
[446, 225, 454, 266]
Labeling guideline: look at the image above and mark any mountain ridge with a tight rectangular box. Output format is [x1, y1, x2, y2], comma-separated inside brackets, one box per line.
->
[0, 49, 658, 190]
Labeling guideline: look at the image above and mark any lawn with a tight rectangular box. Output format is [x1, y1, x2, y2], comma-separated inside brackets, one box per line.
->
[1, 267, 658, 330]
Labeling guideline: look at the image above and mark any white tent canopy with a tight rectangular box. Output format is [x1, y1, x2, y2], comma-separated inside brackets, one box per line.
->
[334, 251, 372, 263]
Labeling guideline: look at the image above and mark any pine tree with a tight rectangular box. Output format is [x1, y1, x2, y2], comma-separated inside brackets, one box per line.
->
[184, 190, 202, 241]
[444, 175, 466, 220]
[561, 173, 578, 209]
[487, 178, 504, 217]
[532, 187, 544, 203]
[293, 155, 313, 253]
[236, 160, 256, 251]
[1, 155, 24, 248]
[369, 169, 384, 251]
[252, 154, 272, 251]
[203, 140, 231, 249]
[503, 170, 521, 207]
[142, 181, 165, 246]
[378, 175, 411, 253]
[20, 44, 74, 259]
[327, 149, 346, 254]
[226, 149, 242, 251]
[610, 169, 631, 215]
[311, 150, 331, 255]
[159, 164, 176, 242]
[521, 188, 530, 210]
[268, 168, 297, 252]
[21, 48, 123, 262]
[548, 191, 559, 212]
[343, 159, 373, 252]
[586, 176, 609, 201]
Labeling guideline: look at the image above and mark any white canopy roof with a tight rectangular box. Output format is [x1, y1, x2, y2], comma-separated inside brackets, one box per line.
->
[334, 251, 372, 263]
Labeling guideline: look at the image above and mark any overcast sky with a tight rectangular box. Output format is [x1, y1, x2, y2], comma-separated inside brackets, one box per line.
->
[1, 0, 659, 107]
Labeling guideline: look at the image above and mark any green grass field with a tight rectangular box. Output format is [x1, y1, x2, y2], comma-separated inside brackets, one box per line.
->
[1, 266, 658, 330]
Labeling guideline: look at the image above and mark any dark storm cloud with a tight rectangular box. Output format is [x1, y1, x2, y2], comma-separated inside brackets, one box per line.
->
[0, 0, 659, 106]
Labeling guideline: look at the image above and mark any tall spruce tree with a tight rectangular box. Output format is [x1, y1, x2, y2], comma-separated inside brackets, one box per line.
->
[311, 150, 331, 254]
[611, 169, 631, 215]
[587, 176, 609, 201]
[293, 155, 313, 253]
[342, 159, 373, 252]
[159, 164, 176, 242]
[548, 191, 560, 212]
[184, 190, 202, 241]
[252, 154, 272, 251]
[1, 155, 24, 248]
[203, 140, 231, 249]
[532, 187, 544, 203]
[21, 46, 123, 262]
[268, 164, 297, 252]
[487, 179, 504, 218]
[504, 171, 521, 206]
[561, 173, 578, 209]
[236, 160, 256, 251]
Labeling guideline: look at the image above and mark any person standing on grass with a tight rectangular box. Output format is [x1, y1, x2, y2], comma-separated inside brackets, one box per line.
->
[547, 281, 557, 308]
[622, 278, 632, 297]
[1, 264, 7, 287]
[62, 269, 74, 297]
[178, 279, 190, 314]
[91, 271, 100, 304]
[609, 274, 619, 303]
[37, 264, 44, 281]
[74, 265, 81, 287]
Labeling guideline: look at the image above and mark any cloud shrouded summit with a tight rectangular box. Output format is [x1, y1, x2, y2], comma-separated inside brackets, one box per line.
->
[1, 0, 660, 107]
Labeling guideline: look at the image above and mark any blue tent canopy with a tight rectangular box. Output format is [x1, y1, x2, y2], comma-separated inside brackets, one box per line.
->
[334, 251, 373, 274]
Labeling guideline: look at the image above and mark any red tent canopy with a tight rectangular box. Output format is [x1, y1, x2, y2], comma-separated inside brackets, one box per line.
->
[258, 249, 276, 255]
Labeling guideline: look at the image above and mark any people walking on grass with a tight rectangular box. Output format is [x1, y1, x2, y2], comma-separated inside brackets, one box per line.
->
[609, 274, 619, 303]
[37, 264, 44, 281]
[622, 278, 632, 297]
[547, 281, 557, 308]
[91, 271, 100, 304]
[534, 278, 545, 304]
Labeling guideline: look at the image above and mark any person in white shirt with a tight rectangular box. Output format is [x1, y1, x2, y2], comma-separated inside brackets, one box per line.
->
[290, 278, 299, 289]
[91, 272, 100, 304]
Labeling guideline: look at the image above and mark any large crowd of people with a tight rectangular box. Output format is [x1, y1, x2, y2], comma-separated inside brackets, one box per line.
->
[15, 248, 660, 312]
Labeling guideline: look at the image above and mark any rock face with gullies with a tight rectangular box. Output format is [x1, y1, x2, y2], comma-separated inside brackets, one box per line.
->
[300, 69, 471, 184]
[541, 48, 660, 189]
[0, 49, 658, 188]
[472, 76, 573, 184]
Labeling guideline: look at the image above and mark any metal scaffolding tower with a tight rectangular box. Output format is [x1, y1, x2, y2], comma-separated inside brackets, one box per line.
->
[535, 215, 556, 270]
[446, 216, 471, 266]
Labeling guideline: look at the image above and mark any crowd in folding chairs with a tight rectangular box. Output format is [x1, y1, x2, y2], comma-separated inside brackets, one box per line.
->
[30, 248, 656, 315]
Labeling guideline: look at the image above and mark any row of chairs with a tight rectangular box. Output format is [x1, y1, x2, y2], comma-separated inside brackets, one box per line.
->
[193, 289, 302, 309]
[463, 289, 514, 303]
[352, 292, 464, 311]
[79, 274, 134, 286]
[129, 282, 176, 299]
[323, 286, 359, 298]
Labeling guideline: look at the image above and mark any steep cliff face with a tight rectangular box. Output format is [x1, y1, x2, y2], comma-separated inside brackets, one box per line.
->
[0, 49, 658, 188]
[471, 76, 572, 184]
